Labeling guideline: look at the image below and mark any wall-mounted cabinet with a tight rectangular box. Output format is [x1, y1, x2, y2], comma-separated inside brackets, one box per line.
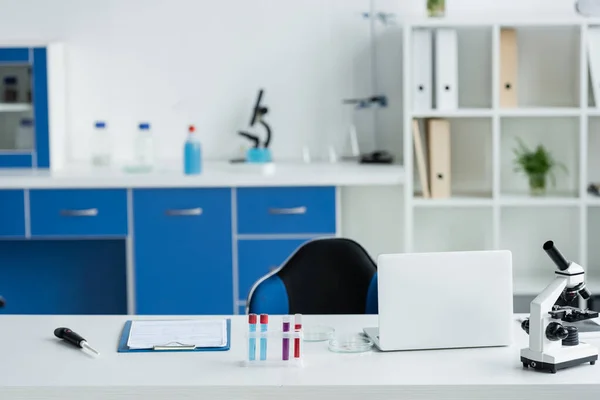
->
[0, 45, 65, 170]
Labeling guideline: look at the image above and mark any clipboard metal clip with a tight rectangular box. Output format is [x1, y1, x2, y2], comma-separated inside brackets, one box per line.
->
[153, 341, 197, 351]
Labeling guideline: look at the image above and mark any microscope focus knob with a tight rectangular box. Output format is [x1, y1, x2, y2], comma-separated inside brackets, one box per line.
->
[521, 319, 529, 334]
[546, 322, 569, 341]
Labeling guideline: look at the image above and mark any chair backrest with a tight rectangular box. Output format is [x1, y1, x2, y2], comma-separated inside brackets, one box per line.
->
[247, 238, 378, 315]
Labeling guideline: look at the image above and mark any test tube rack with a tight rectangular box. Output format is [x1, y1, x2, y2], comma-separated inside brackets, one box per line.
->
[244, 315, 304, 368]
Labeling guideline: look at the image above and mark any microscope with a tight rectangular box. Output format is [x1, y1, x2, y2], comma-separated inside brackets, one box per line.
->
[520, 241, 599, 373]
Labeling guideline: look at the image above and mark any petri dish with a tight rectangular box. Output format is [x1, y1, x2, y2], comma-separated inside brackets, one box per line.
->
[303, 326, 335, 342]
[328, 334, 373, 353]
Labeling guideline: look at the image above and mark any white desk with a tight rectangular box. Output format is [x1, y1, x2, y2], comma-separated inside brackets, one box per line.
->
[1, 314, 599, 400]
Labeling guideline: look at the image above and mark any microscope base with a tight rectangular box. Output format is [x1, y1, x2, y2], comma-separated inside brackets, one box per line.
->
[521, 343, 598, 373]
[521, 355, 597, 373]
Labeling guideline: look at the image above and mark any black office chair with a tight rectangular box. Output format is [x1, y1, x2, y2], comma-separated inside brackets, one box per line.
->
[247, 238, 378, 315]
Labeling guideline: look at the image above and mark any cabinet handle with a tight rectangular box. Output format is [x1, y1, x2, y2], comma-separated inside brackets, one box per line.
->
[268, 206, 307, 215]
[60, 208, 99, 217]
[165, 208, 203, 216]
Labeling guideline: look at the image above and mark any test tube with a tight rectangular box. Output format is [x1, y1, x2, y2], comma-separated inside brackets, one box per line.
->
[260, 314, 268, 361]
[294, 314, 302, 359]
[248, 314, 257, 361]
[282, 315, 291, 360]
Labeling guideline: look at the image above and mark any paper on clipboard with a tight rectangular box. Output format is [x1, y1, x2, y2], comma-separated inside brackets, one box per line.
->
[127, 319, 228, 349]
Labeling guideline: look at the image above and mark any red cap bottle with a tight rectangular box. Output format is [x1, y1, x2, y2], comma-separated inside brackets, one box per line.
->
[260, 314, 268, 324]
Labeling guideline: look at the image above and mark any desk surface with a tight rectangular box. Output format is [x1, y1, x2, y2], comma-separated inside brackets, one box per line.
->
[1, 314, 600, 400]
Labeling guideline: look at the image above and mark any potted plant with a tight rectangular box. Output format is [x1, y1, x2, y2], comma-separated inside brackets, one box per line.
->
[513, 138, 567, 196]
[428, 0, 445, 17]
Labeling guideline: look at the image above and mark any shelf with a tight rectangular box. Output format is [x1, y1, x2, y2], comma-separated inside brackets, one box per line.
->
[499, 108, 581, 118]
[413, 195, 492, 207]
[587, 108, 600, 116]
[0, 103, 32, 112]
[500, 193, 580, 207]
[412, 109, 493, 118]
[587, 193, 600, 206]
[405, 17, 591, 28]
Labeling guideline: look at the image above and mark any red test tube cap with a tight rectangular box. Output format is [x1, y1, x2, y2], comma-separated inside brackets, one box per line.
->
[188, 125, 195, 133]
[260, 314, 268, 324]
[248, 314, 257, 324]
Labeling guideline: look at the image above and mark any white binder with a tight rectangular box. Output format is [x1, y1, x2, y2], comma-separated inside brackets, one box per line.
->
[434, 29, 459, 110]
[412, 29, 433, 111]
[588, 26, 600, 107]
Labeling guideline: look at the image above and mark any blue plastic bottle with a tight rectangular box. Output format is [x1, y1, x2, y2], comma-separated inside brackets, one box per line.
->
[184, 125, 202, 175]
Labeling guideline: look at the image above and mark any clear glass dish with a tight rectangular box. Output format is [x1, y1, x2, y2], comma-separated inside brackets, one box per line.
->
[328, 334, 373, 353]
[303, 326, 335, 342]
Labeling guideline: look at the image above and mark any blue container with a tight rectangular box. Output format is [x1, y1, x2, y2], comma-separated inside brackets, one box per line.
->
[184, 126, 202, 175]
[247, 148, 272, 163]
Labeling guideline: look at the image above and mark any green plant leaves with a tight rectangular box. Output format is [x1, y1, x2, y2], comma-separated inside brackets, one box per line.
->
[512, 137, 567, 187]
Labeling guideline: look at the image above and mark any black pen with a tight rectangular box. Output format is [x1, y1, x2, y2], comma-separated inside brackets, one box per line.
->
[54, 327, 100, 355]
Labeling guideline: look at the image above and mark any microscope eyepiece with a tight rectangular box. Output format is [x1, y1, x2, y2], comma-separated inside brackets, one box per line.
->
[543, 241, 570, 271]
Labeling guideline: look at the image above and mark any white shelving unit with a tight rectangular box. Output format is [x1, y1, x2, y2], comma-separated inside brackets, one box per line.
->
[400, 17, 600, 298]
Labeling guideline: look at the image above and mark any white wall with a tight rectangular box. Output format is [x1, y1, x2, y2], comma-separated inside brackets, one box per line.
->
[0, 0, 581, 166]
[0, 0, 381, 165]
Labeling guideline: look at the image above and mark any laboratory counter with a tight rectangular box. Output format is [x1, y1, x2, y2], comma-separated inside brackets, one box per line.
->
[1, 314, 599, 400]
[0, 161, 405, 189]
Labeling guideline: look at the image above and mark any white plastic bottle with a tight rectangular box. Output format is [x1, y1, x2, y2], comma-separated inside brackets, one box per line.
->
[91, 121, 112, 167]
[133, 122, 154, 172]
[15, 118, 34, 150]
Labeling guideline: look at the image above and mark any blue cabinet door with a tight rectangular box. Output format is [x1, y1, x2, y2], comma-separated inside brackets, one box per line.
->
[237, 187, 336, 235]
[30, 189, 128, 237]
[0, 190, 25, 237]
[0, 47, 50, 169]
[238, 239, 309, 302]
[133, 189, 234, 315]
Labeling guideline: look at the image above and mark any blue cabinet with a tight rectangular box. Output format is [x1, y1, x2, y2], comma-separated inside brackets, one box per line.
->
[0, 47, 50, 168]
[237, 187, 336, 235]
[0, 190, 25, 237]
[30, 189, 128, 237]
[238, 239, 309, 302]
[0, 239, 127, 314]
[133, 189, 234, 315]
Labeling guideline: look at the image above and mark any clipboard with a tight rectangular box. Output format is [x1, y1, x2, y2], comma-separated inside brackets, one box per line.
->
[117, 319, 231, 353]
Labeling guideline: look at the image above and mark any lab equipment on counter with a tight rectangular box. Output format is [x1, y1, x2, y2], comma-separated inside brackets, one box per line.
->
[54, 327, 100, 356]
[328, 333, 373, 353]
[244, 314, 303, 367]
[15, 118, 34, 150]
[236, 89, 273, 164]
[260, 314, 268, 361]
[91, 121, 112, 167]
[3, 76, 18, 102]
[520, 241, 599, 373]
[248, 314, 257, 361]
[341, 95, 393, 164]
[124, 122, 154, 173]
[294, 314, 302, 359]
[184, 124, 202, 175]
[282, 316, 291, 360]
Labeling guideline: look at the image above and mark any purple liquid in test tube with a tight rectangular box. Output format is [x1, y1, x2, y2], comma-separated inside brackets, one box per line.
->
[282, 316, 291, 360]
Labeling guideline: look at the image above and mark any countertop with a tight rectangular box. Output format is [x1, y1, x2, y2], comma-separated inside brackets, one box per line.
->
[0, 162, 405, 189]
[1, 314, 599, 400]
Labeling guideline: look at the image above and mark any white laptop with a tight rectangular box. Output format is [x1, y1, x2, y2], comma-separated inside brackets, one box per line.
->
[364, 250, 514, 351]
